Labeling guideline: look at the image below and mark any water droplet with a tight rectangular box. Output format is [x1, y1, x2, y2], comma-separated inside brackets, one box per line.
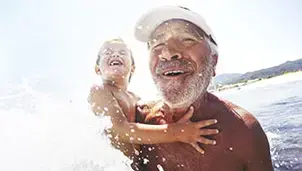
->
[177, 164, 180, 167]
[157, 164, 164, 171]
[137, 137, 142, 141]
[125, 133, 129, 136]
[164, 129, 167, 133]
[148, 147, 152, 151]
[104, 107, 108, 111]
[116, 110, 119, 113]
[274, 163, 280, 168]
[134, 149, 140, 156]
[162, 157, 166, 162]
[153, 39, 157, 42]
[137, 25, 143, 30]
[181, 164, 184, 167]
[129, 137, 135, 141]
[198, 73, 202, 77]
[181, 129, 185, 132]
[130, 129, 135, 132]
[229, 147, 233, 151]
[143, 158, 149, 164]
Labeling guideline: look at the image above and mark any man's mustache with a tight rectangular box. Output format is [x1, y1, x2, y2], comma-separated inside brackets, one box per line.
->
[155, 58, 193, 74]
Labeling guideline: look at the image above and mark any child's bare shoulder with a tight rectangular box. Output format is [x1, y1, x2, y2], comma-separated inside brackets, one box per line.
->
[90, 84, 112, 95]
[127, 91, 140, 101]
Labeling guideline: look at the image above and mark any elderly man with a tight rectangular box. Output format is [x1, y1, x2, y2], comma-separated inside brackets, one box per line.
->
[133, 6, 273, 171]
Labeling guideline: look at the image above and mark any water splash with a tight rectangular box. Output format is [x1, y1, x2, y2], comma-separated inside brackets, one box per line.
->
[0, 79, 133, 171]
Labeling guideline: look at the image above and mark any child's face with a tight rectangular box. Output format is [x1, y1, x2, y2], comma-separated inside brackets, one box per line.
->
[97, 42, 133, 81]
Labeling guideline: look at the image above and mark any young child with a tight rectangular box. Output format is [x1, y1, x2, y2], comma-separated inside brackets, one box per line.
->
[88, 38, 218, 160]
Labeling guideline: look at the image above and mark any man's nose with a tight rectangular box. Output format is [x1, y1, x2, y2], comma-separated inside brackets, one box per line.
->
[161, 42, 182, 61]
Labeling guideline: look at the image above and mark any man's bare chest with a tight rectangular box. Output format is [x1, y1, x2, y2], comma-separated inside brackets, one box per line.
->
[140, 136, 244, 171]
[139, 119, 248, 171]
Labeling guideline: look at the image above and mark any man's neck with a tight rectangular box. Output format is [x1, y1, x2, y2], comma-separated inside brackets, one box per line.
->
[103, 79, 128, 91]
[165, 92, 209, 122]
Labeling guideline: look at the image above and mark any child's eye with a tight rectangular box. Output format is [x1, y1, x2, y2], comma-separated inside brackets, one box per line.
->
[119, 50, 126, 55]
[103, 49, 113, 55]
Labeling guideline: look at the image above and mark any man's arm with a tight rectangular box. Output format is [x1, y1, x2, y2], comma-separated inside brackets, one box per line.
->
[243, 114, 274, 171]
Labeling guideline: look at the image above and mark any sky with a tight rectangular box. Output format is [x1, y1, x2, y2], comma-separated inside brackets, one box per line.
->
[1, 0, 302, 98]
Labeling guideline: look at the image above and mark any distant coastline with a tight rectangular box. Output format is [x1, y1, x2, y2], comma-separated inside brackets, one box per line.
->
[210, 71, 302, 92]
[210, 58, 302, 92]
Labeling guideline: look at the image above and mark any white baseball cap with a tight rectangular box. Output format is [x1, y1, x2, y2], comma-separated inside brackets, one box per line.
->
[134, 5, 217, 46]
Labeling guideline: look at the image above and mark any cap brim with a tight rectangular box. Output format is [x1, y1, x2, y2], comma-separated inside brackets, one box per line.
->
[134, 6, 214, 43]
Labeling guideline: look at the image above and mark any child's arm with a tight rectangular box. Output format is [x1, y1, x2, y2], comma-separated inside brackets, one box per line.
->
[88, 85, 218, 154]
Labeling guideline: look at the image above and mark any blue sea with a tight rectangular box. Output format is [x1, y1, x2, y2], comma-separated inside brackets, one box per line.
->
[0, 75, 301, 171]
[216, 78, 302, 171]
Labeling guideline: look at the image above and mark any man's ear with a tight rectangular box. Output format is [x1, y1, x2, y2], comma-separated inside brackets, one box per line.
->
[95, 65, 101, 75]
[212, 54, 218, 77]
[212, 54, 218, 66]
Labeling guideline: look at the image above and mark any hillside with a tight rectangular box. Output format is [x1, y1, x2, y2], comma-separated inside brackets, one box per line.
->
[214, 58, 302, 85]
[213, 73, 242, 85]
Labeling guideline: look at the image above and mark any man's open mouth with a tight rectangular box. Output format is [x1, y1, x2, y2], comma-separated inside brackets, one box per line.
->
[163, 70, 185, 77]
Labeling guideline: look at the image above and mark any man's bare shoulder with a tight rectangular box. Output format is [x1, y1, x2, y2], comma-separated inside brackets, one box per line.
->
[223, 100, 260, 129]
[209, 94, 273, 168]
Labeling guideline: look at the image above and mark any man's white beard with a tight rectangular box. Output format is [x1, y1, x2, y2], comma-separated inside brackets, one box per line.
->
[155, 60, 214, 109]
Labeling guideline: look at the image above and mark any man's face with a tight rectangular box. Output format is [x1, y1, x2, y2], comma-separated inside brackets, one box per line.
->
[97, 42, 133, 81]
[148, 19, 215, 108]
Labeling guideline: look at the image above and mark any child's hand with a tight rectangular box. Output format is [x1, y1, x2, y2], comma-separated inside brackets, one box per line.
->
[176, 106, 219, 154]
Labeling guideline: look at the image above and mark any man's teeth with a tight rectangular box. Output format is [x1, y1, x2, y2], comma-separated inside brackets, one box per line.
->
[164, 70, 184, 76]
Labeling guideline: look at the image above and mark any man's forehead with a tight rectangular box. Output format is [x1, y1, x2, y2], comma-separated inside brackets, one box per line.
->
[150, 19, 201, 39]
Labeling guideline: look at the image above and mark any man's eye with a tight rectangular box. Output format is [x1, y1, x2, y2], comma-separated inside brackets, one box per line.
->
[152, 43, 165, 50]
[181, 38, 198, 46]
[182, 38, 196, 42]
